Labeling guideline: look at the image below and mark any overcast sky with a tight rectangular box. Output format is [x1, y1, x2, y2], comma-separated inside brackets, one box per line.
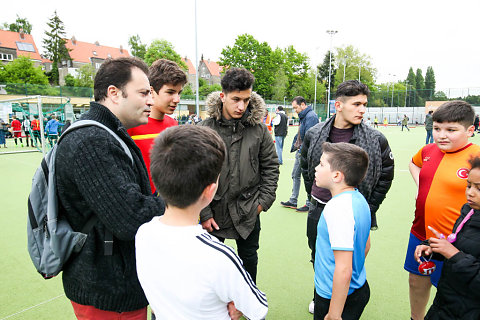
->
[3, 0, 479, 96]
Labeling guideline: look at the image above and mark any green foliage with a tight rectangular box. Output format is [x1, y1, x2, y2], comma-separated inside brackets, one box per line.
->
[0, 56, 48, 84]
[433, 91, 448, 101]
[2, 15, 33, 34]
[425, 66, 436, 99]
[64, 74, 75, 87]
[415, 68, 425, 91]
[334, 45, 376, 88]
[219, 34, 311, 100]
[220, 34, 278, 99]
[128, 34, 146, 60]
[199, 83, 221, 97]
[43, 11, 71, 84]
[318, 51, 336, 94]
[406, 67, 416, 87]
[144, 39, 187, 69]
[464, 95, 480, 105]
[182, 83, 194, 96]
[74, 64, 95, 88]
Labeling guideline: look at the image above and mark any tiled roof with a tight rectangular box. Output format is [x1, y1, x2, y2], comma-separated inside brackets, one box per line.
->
[202, 59, 222, 77]
[182, 57, 196, 75]
[65, 39, 130, 64]
[0, 29, 43, 61]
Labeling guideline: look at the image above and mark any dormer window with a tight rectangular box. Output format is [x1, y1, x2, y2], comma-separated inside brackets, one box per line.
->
[93, 51, 97, 56]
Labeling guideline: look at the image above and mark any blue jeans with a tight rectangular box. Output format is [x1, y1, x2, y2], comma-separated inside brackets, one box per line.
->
[426, 129, 433, 144]
[289, 151, 310, 207]
[275, 135, 285, 164]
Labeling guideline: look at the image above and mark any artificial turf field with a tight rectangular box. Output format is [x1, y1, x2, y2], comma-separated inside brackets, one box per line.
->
[2, 124, 468, 320]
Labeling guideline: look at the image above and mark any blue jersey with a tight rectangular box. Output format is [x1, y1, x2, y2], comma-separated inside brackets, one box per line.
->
[314, 189, 371, 299]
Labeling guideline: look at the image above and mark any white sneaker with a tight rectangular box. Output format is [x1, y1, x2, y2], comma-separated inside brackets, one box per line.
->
[308, 300, 315, 314]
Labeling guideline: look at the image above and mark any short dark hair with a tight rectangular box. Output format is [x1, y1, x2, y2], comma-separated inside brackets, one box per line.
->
[428, 110, 433, 114]
[220, 68, 254, 93]
[292, 96, 306, 106]
[335, 80, 370, 100]
[149, 59, 187, 93]
[150, 126, 226, 208]
[277, 106, 284, 111]
[469, 155, 480, 171]
[322, 142, 369, 187]
[432, 100, 475, 129]
[34, 115, 38, 119]
[94, 57, 149, 102]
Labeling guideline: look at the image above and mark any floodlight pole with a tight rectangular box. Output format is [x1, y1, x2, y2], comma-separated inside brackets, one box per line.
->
[313, 46, 320, 114]
[326, 30, 337, 118]
[343, 54, 347, 82]
[194, 0, 200, 116]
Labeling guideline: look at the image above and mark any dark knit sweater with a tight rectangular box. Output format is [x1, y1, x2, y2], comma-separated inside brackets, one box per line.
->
[55, 102, 165, 312]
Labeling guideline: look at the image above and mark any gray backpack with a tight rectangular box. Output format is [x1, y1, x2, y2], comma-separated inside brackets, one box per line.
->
[27, 120, 133, 279]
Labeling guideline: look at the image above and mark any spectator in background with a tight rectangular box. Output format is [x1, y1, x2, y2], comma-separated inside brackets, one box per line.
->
[11, 115, 23, 146]
[425, 110, 434, 144]
[272, 106, 288, 165]
[45, 115, 64, 146]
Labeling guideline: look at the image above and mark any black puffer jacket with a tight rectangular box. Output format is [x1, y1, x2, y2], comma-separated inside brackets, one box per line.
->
[425, 204, 480, 320]
[56, 102, 165, 312]
[300, 116, 394, 229]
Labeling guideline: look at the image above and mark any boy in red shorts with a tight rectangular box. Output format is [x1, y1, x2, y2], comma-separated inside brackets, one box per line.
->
[11, 115, 23, 146]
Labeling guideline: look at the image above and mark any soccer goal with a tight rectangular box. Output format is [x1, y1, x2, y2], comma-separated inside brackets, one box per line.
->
[0, 96, 73, 156]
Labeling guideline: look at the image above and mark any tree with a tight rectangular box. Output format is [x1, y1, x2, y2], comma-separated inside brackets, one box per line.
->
[271, 67, 288, 101]
[334, 45, 376, 88]
[406, 67, 416, 87]
[282, 45, 310, 98]
[43, 11, 71, 84]
[74, 64, 95, 87]
[144, 39, 187, 69]
[2, 15, 33, 34]
[415, 68, 425, 95]
[128, 34, 146, 60]
[317, 51, 336, 97]
[424, 66, 436, 100]
[220, 34, 280, 99]
[0, 56, 48, 84]
[64, 74, 75, 87]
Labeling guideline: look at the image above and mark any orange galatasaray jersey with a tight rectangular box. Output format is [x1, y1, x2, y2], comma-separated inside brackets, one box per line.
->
[411, 143, 480, 240]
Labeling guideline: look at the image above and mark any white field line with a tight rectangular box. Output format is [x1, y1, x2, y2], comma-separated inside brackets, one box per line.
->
[0, 294, 64, 320]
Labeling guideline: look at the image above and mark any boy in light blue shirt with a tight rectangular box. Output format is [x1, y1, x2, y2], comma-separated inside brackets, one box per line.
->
[313, 142, 371, 320]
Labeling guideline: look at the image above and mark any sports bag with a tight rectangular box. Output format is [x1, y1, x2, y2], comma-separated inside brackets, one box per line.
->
[27, 120, 133, 279]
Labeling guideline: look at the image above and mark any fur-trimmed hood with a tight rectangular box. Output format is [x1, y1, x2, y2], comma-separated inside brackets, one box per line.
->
[205, 91, 266, 126]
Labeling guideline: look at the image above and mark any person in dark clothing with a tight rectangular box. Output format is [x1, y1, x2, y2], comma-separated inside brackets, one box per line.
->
[272, 105, 288, 164]
[416, 155, 480, 320]
[281, 96, 319, 212]
[198, 68, 279, 283]
[425, 110, 434, 144]
[300, 80, 394, 314]
[55, 57, 165, 319]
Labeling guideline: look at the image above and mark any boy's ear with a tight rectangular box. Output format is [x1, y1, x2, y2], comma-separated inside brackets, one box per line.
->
[331, 170, 343, 183]
[467, 125, 475, 137]
[202, 182, 218, 203]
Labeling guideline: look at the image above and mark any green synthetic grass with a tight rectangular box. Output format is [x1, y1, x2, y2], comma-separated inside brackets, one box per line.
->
[2, 125, 471, 319]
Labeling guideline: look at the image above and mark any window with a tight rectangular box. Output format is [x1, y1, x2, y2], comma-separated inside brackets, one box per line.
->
[95, 62, 102, 69]
[16, 42, 35, 52]
[92, 51, 97, 56]
[0, 53, 13, 61]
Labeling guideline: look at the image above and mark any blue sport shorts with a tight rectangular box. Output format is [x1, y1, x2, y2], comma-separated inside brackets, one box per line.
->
[404, 233, 443, 287]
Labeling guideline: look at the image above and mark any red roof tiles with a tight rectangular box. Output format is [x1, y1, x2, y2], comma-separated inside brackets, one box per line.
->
[0, 29, 43, 61]
[65, 39, 130, 63]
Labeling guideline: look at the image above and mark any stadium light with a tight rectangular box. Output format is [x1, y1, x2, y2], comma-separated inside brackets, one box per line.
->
[326, 30, 338, 118]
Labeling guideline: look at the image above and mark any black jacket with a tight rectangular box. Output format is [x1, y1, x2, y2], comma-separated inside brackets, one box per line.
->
[425, 204, 480, 320]
[274, 112, 288, 137]
[300, 116, 394, 229]
[56, 102, 165, 312]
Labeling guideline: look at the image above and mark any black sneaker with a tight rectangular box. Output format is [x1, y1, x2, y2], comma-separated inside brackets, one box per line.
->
[280, 201, 297, 209]
[296, 205, 309, 212]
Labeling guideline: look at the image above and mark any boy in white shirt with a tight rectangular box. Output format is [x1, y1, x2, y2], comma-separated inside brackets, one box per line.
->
[313, 142, 371, 320]
[135, 125, 268, 320]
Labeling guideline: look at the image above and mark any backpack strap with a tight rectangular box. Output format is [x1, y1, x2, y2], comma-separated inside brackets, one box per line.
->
[58, 120, 133, 165]
[59, 120, 134, 255]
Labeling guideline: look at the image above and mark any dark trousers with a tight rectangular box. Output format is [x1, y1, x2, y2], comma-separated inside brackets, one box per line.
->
[426, 129, 433, 144]
[307, 200, 325, 299]
[314, 281, 370, 320]
[32, 131, 41, 146]
[217, 216, 261, 282]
